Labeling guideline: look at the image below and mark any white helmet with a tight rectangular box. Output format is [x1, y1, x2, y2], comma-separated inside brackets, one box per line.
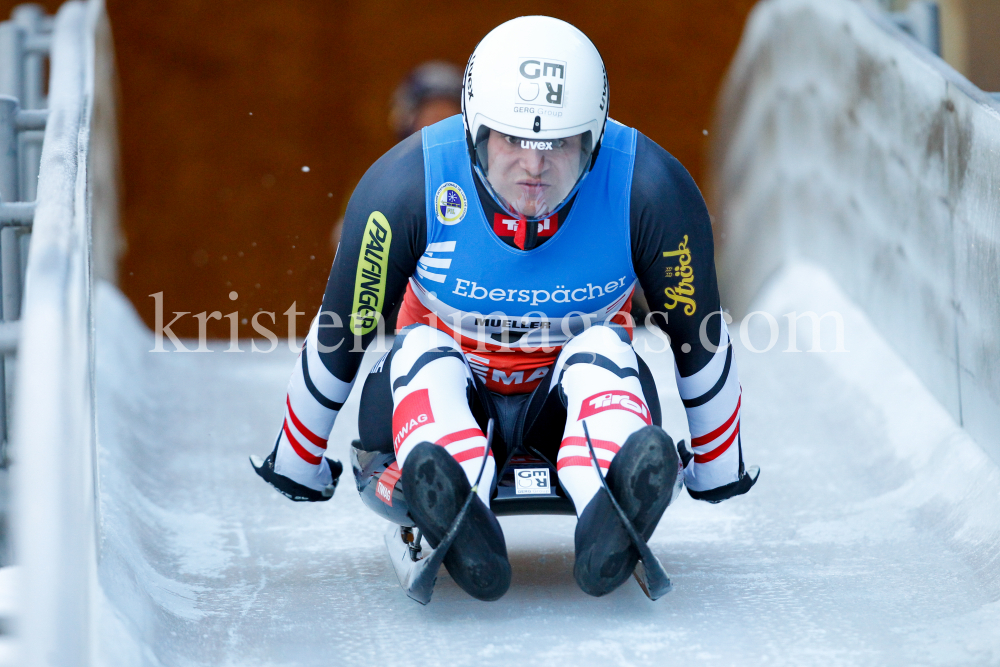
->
[462, 16, 609, 219]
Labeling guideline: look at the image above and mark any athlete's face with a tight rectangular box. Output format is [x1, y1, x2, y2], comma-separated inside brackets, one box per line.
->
[486, 130, 583, 218]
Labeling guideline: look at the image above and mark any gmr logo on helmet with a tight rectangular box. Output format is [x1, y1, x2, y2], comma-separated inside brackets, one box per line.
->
[517, 58, 566, 107]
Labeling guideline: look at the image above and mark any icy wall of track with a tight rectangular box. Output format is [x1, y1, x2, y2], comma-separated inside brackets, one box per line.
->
[712, 0, 1000, 463]
[89, 267, 1000, 667]
[9, 3, 96, 666]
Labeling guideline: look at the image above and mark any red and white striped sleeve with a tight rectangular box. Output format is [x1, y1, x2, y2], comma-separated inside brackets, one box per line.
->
[674, 315, 743, 493]
[272, 316, 356, 491]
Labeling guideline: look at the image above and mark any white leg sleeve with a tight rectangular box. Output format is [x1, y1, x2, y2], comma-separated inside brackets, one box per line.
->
[552, 326, 654, 514]
[389, 326, 495, 506]
[274, 316, 355, 491]
[675, 318, 743, 492]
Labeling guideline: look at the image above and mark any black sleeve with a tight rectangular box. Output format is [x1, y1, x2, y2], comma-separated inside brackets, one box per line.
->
[315, 132, 427, 381]
[630, 132, 722, 378]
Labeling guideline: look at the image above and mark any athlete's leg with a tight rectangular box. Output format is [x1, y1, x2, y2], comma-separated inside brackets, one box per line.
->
[364, 325, 509, 601]
[386, 325, 495, 505]
[551, 325, 667, 510]
[269, 317, 352, 495]
[547, 324, 682, 596]
[521, 325, 662, 474]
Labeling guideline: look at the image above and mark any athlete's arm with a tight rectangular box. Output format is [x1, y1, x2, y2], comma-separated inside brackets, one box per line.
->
[316, 132, 427, 371]
[630, 133, 757, 502]
[253, 132, 428, 500]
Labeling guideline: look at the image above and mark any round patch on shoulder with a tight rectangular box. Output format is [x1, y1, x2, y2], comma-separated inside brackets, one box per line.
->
[434, 182, 467, 225]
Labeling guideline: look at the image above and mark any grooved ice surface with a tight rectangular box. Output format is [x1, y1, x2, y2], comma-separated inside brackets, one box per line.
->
[94, 264, 1000, 666]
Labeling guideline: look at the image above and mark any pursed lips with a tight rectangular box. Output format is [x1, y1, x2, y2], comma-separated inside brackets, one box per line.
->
[517, 180, 548, 192]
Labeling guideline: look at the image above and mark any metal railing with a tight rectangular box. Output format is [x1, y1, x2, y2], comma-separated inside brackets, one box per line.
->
[0, 4, 50, 464]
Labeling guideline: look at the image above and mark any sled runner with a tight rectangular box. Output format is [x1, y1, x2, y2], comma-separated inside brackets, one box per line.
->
[351, 418, 675, 604]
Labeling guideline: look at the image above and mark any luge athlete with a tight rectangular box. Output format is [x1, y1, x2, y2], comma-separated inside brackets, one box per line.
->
[253, 16, 758, 601]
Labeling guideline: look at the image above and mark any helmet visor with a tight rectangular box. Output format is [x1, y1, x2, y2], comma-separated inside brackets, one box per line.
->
[475, 128, 594, 219]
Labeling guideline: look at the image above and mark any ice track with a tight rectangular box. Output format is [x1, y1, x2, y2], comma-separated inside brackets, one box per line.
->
[93, 262, 1000, 667]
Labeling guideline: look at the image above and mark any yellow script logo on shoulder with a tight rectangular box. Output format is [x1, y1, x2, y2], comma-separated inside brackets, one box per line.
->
[435, 182, 467, 225]
[662, 234, 696, 316]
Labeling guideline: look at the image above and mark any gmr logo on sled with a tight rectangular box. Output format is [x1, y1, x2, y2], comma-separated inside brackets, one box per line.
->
[515, 468, 552, 495]
[517, 58, 566, 107]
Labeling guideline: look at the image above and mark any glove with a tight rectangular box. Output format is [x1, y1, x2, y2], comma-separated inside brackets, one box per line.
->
[676, 440, 759, 504]
[250, 449, 343, 502]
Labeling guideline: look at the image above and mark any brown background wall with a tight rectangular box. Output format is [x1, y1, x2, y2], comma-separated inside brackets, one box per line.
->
[5, 0, 759, 337]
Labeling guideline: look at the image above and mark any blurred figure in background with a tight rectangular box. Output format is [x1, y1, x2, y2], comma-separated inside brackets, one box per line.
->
[331, 62, 462, 253]
[330, 62, 462, 332]
[389, 61, 463, 141]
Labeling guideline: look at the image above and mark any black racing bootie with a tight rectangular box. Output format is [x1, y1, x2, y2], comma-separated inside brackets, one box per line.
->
[573, 425, 680, 597]
[402, 442, 511, 601]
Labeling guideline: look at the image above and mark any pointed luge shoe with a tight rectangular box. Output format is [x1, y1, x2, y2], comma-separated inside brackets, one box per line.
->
[402, 442, 511, 601]
[574, 425, 680, 597]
